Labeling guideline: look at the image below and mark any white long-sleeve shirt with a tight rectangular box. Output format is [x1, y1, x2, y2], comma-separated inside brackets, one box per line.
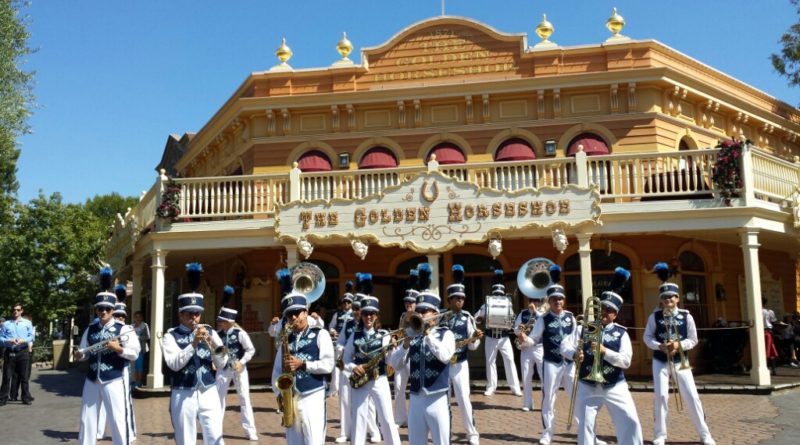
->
[162, 327, 228, 372]
[388, 328, 456, 370]
[223, 327, 256, 366]
[77, 320, 140, 363]
[560, 323, 632, 370]
[643, 309, 698, 353]
[271, 326, 334, 395]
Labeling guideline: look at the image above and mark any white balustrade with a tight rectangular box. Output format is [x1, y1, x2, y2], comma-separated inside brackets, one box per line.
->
[175, 174, 289, 219]
[750, 149, 800, 202]
[298, 166, 424, 201]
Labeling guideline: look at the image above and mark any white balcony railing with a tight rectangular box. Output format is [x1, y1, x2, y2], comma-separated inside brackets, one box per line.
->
[299, 166, 424, 201]
[750, 149, 800, 202]
[176, 174, 289, 219]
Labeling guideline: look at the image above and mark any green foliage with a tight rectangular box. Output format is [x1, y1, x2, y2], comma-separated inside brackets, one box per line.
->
[772, 1, 800, 88]
[84, 193, 139, 222]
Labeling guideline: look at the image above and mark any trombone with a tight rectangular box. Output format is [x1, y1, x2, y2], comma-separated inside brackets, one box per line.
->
[356, 310, 452, 355]
[567, 297, 606, 431]
[664, 309, 687, 412]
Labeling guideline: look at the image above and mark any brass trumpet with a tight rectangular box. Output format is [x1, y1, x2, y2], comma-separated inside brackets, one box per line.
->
[191, 322, 227, 359]
[567, 297, 606, 430]
[356, 310, 452, 354]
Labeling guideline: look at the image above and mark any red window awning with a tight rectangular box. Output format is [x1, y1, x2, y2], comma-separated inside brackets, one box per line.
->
[359, 147, 398, 169]
[297, 150, 332, 172]
[495, 138, 536, 161]
[567, 133, 610, 156]
[427, 143, 466, 164]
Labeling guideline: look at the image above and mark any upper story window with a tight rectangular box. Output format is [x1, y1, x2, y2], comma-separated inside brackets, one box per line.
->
[567, 133, 610, 156]
[495, 138, 536, 161]
[297, 150, 333, 172]
[359, 146, 398, 169]
[426, 142, 465, 165]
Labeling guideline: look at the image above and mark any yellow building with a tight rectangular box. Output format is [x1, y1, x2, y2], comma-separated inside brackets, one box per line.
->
[106, 13, 800, 388]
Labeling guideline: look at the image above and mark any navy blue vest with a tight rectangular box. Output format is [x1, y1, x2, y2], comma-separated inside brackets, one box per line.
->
[85, 320, 128, 383]
[220, 328, 245, 363]
[167, 325, 216, 390]
[443, 311, 472, 364]
[334, 310, 351, 334]
[578, 323, 626, 387]
[288, 326, 326, 395]
[408, 327, 450, 395]
[541, 311, 575, 364]
[352, 327, 387, 377]
[653, 309, 690, 363]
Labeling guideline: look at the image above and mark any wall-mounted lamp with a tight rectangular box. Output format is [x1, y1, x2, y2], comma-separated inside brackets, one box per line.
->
[338, 152, 350, 169]
[544, 139, 557, 156]
[715, 283, 726, 301]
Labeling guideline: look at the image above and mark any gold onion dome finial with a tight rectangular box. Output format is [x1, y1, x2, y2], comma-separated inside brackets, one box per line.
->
[606, 7, 625, 36]
[276, 37, 293, 65]
[535, 14, 554, 42]
[337, 32, 353, 60]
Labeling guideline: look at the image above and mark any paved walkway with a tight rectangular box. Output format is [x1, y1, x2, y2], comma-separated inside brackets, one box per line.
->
[2, 365, 799, 444]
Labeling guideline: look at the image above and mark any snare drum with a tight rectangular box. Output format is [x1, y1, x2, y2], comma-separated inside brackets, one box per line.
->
[485, 294, 514, 330]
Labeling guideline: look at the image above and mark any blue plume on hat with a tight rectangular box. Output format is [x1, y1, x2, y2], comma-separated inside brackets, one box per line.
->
[417, 263, 432, 291]
[452, 264, 464, 285]
[344, 280, 354, 294]
[99, 267, 113, 291]
[653, 262, 670, 282]
[408, 268, 419, 289]
[276, 268, 292, 296]
[222, 285, 235, 307]
[549, 264, 562, 284]
[610, 267, 630, 292]
[186, 263, 203, 292]
[356, 272, 373, 295]
[493, 268, 504, 285]
[114, 284, 127, 304]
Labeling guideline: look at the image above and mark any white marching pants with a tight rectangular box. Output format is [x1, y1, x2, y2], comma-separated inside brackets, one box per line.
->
[351, 376, 401, 445]
[449, 360, 479, 440]
[97, 370, 136, 442]
[520, 345, 543, 410]
[484, 336, 521, 393]
[393, 362, 410, 425]
[339, 377, 380, 440]
[540, 360, 576, 443]
[170, 385, 225, 445]
[79, 377, 131, 445]
[216, 367, 257, 438]
[408, 391, 450, 445]
[652, 359, 713, 443]
[575, 380, 643, 445]
[283, 388, 327, 445]
[331, 365, 343, 395]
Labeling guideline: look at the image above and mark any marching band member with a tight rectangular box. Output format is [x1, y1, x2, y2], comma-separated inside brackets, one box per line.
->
[343, 273, 402, 445]
[215, 285, 258, 441]
[475, 269, 522, 396]
[561, 268, 642, 445]
[271, 268, 335, 445]
[514, 291, 544, 412]
[161, 263, 228, 445]
[530, 265, 576, 445]
[443, 264, 482, 445]
[389, 263, 455, 445]
[335, 293, 382, 444]
[328, 281, 354, 398]
[644, 263, 716, 445]
[76, 267, 139, 445]
[393, 268, 417, 428]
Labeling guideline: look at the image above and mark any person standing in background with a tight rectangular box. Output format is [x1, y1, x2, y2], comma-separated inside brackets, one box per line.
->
[0, 303, 35, 406]
[131, 311, 150, 388]
[762, 298, 779, 375]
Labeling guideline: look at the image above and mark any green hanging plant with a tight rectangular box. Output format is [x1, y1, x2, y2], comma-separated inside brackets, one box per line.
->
[711, 138, 748, 206]
[156, 179, 182, 220]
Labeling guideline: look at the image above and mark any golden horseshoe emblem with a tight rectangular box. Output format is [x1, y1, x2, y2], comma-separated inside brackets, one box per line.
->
[421, 180, 439, 203]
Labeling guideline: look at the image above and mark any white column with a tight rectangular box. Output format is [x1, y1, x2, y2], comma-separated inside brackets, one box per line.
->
[576, 233, 593, 311]
[285, 245, 299, 268]
[739, 228, 770, 385]
[146, 248, 168, 389]
[131, 259, 144, 316]
[289, 162, 301, 202]
[427, 254, 440, 295]
[740, 143, 756, 206]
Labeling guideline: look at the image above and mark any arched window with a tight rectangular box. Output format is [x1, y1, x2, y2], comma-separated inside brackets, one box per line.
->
[495, 138, 536, 162]
[306, 260, 339, 314]
[297, 150, 332, 172]
[679, 251, 708, 328]
[359, 147, 398, 169]
[567, 133, 610, 156]
[426, 142, 466, 165]
[564, 251, 635, 337]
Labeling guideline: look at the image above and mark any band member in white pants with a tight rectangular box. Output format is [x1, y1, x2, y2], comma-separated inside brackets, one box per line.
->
[215, 285, 258, 441]
[393, 268, 418, 427]
[644, 262, 716, 445]
[443, 264, 483, 445]
[514, 294, 544, 412]
[475, 269, 521, 396]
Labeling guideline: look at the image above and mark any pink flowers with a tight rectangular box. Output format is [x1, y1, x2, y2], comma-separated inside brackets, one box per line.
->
[711, 139, 747, 206]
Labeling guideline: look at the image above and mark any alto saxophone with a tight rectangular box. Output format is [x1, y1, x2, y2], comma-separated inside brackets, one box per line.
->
[450, 332, 480, 364]
[276, 322, 297, 427]
[350, 346, 391, 389]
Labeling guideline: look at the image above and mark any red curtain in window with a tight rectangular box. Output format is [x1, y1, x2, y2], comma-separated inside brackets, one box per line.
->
[567, 133, 610, 156]
[297, 150, 332, 172]
[427, 143, 466, 164]
[359, 147, 398, 169]
[495, 138, 536, 161]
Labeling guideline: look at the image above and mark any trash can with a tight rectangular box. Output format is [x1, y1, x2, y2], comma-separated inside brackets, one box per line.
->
[53, 339, 69, 370]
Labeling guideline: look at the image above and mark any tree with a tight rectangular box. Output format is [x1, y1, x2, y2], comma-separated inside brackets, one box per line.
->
[0, 0, 35, 224]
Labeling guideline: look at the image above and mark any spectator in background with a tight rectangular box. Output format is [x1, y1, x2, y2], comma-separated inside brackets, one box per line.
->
[0, 304, 35, 405]
[132, 311, 150, 387]
[762, 298, 779, 375]
[9, 314, 34, 402]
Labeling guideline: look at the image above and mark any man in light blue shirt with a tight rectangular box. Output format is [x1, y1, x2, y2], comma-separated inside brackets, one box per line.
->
[1, 303, 35, 405]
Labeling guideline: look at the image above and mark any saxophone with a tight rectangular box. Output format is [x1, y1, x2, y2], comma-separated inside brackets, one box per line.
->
[349, 346, 391, 389]
[450, 332, 480, 364]
[276, 322, 297, 427]
[514, 316, 537, 350]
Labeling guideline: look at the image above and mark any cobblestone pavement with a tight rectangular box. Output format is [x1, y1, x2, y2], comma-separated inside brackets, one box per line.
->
[1, 367, 796, 444]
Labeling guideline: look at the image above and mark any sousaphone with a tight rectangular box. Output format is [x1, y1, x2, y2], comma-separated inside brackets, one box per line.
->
[517, 257, 556, 300]
[290, 261, 326, 304]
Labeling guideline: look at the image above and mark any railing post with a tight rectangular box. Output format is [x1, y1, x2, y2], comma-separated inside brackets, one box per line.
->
[740, 142, 756, 206]
[289, 162, 301, 202]
[154, 169, 168, 232]
[574, 148, 589, 187]
[428, 154, 439, 172]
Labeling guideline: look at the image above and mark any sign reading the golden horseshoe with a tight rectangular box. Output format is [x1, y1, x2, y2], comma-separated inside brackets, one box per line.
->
[275, 171, 601, 253]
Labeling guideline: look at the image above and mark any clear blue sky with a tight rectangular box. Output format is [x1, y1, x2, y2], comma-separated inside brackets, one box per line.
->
[17, 0, 800, 204]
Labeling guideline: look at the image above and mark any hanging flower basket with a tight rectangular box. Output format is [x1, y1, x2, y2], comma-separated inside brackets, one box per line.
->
[711, 139, 747, 206]
[156, 179, 182, 220]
